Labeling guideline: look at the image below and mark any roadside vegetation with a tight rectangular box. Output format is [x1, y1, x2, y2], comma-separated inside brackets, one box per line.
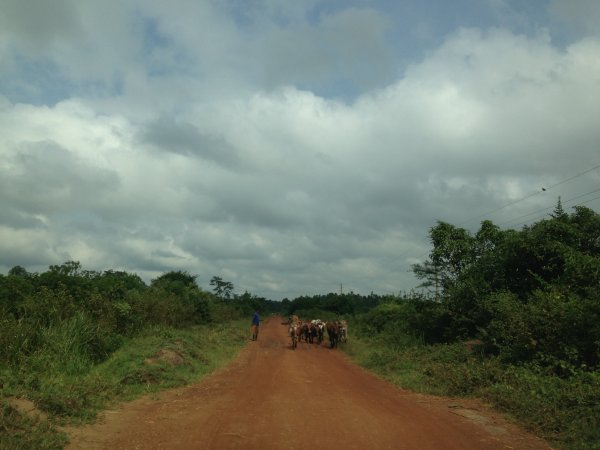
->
[0, 265, 282, 449]
[285, 201, 600, 450]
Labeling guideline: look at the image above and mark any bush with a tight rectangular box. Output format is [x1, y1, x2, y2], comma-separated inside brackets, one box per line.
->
[483, 368, 600, 448]
[480, 289, 600, 373]
[0, 316, 40, 365]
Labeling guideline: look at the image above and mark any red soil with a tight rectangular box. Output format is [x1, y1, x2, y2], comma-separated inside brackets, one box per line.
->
[66, 316, 551, 449]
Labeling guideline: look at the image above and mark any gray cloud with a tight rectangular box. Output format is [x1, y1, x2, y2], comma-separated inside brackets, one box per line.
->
[257, 7, 394, 94]
[1, 141, 119, 215]
[139, 117, 240, 168]
[549, 0, 600, 36]
[0, 202, 48, 230]
[0, 0, 84, 51]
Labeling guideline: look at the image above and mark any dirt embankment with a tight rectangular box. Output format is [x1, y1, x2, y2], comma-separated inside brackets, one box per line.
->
[66, 317, 551, 450]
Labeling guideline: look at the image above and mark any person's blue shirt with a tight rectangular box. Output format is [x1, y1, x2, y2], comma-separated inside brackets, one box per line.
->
[252, 312, 260, 326]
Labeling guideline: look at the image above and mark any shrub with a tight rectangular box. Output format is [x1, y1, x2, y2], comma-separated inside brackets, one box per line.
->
[480, 289, 600, 373]
[483, 368, 600, 448]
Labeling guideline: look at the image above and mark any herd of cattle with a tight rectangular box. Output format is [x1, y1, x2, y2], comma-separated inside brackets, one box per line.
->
[287, 315, 348, 350]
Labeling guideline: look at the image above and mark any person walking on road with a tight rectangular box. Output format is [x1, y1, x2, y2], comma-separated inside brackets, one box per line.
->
[251, 311, 260, 341]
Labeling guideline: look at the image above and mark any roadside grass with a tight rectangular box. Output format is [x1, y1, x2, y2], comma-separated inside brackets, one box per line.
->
[90, 321, 247, 407]
[0, 401, 68, 450]
[0, 319, 247, 449]
[343, 334, 600, 450]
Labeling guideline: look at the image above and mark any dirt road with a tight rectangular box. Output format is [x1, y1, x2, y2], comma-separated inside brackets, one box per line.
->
[67, 317, 550, 449]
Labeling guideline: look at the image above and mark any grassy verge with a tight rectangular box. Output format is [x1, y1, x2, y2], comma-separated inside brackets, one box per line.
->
[0, 319, 248, 449]
[343, 334, 600, 450]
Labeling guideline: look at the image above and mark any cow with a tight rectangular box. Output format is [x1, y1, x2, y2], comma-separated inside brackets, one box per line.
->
[338, 320, 348, 343]
[326, 321, 339, 349]
[299, 322, 309, 343]
[289, 323, 299, 350]
[311, 319, 325, 344]
[308, 322, 318, 344]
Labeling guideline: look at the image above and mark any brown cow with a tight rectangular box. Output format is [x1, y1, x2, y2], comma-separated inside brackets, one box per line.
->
[326, 321, 339, 349]
[299, 322, 309, 343]
[308, 322, 318, 344]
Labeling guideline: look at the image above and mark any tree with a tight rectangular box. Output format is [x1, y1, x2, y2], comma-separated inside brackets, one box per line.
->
[474, 220, 504, 255]
[426, 221, 476, 292]
[152, 271, 197, 289]
[48, 261, 82, 276]
[551, 196, 568, 220]
[411, 260, 441, 300]
[210, 276, 234, 299]
[8, 265, 32, 278]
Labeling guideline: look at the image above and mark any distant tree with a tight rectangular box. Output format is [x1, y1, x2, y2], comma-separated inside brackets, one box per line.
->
[48, 261, 82, 276]
[237, 291, 253, 302]
[8, 265, 32, 278]
[37, 261, 92, 301]
[428, 221, 475, 291]
[551, 196, 568, 220]
[210, 276, 234, 299]
[152, 270, 197, 288]
[141, 270, 212, 325]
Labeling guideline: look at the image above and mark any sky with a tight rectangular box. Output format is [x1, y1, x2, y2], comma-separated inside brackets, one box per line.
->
[1, 0, 599, 300]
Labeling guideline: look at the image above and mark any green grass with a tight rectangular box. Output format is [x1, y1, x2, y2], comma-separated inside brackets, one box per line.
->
[0, 320, 248, 449]
[0, 401, 67, 450]
[343, 333, 600, 450]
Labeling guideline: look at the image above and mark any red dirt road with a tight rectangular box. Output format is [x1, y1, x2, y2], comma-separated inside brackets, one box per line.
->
[67, 317, 551, 449]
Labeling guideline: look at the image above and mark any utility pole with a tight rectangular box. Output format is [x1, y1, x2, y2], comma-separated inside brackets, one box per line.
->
[340, 283, 343, 295]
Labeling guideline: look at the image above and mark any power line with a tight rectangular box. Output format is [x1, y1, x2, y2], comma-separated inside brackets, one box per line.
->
[576, 194, 600, 206]
[508, 193, 600, 229]
[547, 164, 600, 190]
[457, 162, 600, 227]
[499, 187, 600, 227]
[398, 183, 600, 269]
[391, 162, 600, 285]
[458, 189, 542, 226]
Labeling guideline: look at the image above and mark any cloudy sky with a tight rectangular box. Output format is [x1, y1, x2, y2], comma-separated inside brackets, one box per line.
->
[1, 0, 599, 300]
